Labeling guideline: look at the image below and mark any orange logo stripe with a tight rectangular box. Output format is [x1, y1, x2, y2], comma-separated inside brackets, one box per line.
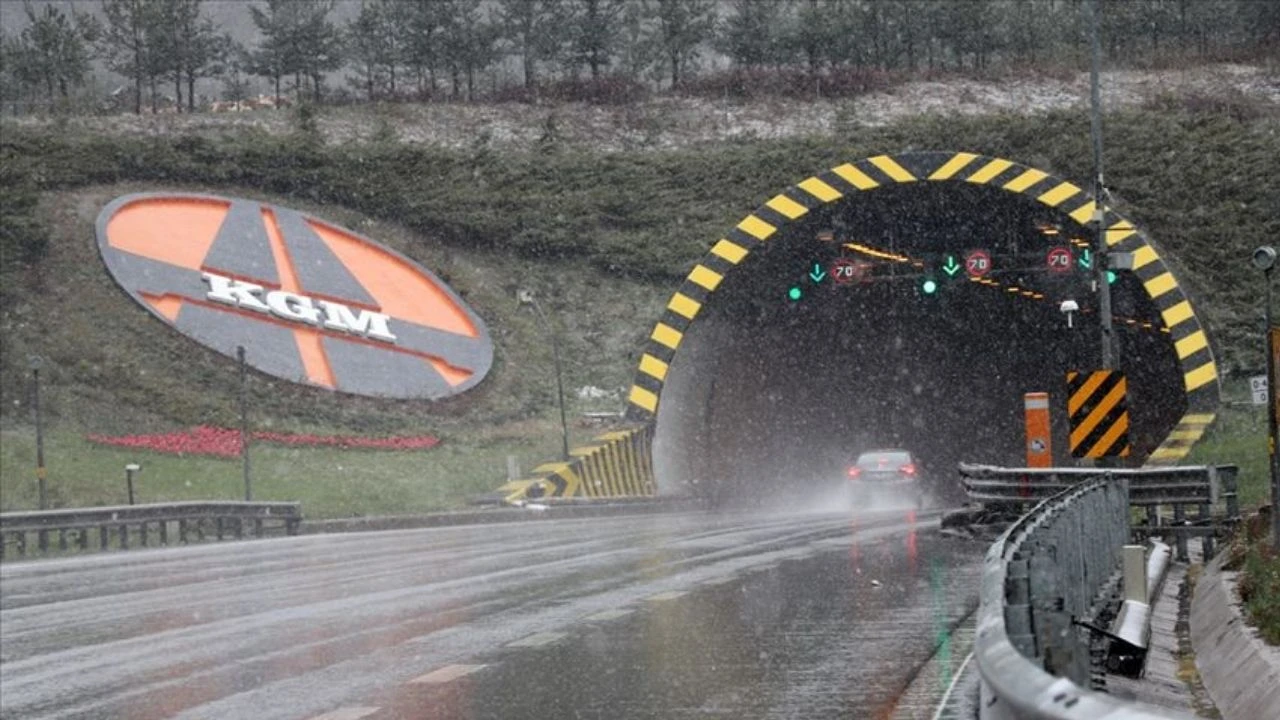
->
[262, 208, 336, 389]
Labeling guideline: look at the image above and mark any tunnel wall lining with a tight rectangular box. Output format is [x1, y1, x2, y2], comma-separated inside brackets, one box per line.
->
[627, 151, 1220, 467]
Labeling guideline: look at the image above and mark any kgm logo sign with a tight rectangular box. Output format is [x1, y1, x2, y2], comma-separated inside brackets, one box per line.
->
[96, 193, 493, 399]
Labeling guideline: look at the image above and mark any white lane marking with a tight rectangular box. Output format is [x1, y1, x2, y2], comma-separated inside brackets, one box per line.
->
[646, 590, 687, 602]
[700, 575, 739, 587]
[507, 631, 567, 648]
[306, 707, 380, 720]
[410, 664, 487, 684]
[930, 651, 975, 720]
[585, 608, 634, 622]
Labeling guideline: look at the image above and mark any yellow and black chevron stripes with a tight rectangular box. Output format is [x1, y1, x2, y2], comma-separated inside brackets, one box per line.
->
[497, 425, 657, 503]
[1067, 370, 1132, 458]
[626, 151, 1218, 468]
[1145, 413, 1216, 465]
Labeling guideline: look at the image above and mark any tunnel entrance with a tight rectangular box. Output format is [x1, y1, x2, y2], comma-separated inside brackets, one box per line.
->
[629, 152, 1219, 505]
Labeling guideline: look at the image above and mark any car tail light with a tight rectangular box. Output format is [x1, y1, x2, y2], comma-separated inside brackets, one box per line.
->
[847, 466, 861, 479]
[900, 464, 917, 476]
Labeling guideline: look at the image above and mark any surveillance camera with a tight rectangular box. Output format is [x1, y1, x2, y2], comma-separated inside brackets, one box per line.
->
[1252, 246, 1277, 272]
[1059, 300, 1079, 314]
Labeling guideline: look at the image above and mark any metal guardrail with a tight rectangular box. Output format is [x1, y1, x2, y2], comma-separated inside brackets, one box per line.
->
[0, 501, 302, 560]
[960, 463, 1240, 562]
[974, 477, 1196, 720]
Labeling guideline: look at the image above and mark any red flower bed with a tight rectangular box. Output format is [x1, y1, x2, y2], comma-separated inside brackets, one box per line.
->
[86, 426, 440, 458]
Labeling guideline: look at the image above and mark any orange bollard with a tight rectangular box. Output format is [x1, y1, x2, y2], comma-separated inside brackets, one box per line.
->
[1025, 392, 1053, 468]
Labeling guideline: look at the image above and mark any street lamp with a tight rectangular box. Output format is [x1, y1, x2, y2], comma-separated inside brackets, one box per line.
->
[1252, 245, 1279, 545]
[29, 355, 46, 510]
[237, 345, 252, 501]
[518, 290, 570, 460]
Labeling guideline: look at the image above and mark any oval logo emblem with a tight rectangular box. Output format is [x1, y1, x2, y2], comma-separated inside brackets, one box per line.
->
[95, 193, 493, 399]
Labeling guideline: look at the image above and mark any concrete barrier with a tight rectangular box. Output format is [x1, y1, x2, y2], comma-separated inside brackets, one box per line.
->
[1190, 552, 1280, 720]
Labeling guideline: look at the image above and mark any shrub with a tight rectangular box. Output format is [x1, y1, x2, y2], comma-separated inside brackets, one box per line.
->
[0, 163, 49, 269]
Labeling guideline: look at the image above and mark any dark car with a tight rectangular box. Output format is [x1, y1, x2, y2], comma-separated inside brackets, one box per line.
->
[846, 449, 925, 510]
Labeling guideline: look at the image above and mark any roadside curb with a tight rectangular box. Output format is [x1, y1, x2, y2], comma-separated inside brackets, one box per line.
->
[1189, 551, 1280, 720]
[298, 498, 705, 534]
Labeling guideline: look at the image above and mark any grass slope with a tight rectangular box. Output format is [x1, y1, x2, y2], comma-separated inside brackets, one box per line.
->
[1, 107, 1278, 516]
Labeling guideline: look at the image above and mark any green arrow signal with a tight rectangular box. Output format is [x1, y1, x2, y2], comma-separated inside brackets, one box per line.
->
[809, 263, 826, 283]
[942, 255, 961, 276]
[1079, 249, 1092, 269]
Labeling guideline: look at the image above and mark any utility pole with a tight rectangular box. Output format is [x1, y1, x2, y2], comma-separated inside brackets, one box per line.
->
[237, 345, 252, 501]
[519, 291, 570, 460]
[1089, 0, 1116, 371]
[30, 356, 47, 511]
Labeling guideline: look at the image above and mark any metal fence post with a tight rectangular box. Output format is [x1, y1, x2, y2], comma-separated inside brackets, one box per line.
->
[1173, 504, 1188, 561]
[1200, 501, 1214, 558]
[1221, 465, 1240, 522]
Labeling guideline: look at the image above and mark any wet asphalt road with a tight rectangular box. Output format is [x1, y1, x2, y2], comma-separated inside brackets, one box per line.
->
[0, 508, 986, 720]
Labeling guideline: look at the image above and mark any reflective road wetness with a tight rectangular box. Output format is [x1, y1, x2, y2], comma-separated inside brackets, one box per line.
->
[0, 509, 985, 720]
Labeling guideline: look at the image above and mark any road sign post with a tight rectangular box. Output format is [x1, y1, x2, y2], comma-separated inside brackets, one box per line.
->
[1254, 245, 1279, 545]
[1271, 325, 1280, 545]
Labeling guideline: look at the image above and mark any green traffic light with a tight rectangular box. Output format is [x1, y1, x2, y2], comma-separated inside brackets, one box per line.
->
[1107, 270, 1117, 285]
[921, 279, 938, 295]
[788, 287, 802, 301]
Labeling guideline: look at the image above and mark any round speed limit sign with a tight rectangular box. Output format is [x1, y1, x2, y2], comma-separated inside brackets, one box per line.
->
[1046, 246, 1074, 274]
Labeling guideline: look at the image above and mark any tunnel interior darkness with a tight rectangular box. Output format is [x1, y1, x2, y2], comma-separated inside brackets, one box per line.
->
[653, 182, 1187, 505]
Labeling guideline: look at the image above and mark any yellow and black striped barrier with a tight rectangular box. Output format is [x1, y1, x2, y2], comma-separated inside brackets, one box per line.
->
[494, 425, 657, 504]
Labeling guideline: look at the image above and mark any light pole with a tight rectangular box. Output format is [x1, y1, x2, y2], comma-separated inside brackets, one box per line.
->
[29, 355, 46, 510]
[237, 345, 252, 501]
[1088, 0, 1116, 370]
[125, 463, 140, 505]
[519, 290, 570, 460]
[1252, 246, 1279, 545]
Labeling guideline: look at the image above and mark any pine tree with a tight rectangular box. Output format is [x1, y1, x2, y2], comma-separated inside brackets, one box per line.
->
[647, 0, 716, 87]
[496, 0, 567, 90]
[717, 0, 784, 69]
[565, 0, 626, 80]
[101, 0, 163, 113]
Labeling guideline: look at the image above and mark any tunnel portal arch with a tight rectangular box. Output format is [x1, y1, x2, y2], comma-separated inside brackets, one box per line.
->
[627, 151, 1220, 476]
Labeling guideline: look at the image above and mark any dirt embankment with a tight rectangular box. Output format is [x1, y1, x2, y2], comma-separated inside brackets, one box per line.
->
[9, 64, 1278, 152]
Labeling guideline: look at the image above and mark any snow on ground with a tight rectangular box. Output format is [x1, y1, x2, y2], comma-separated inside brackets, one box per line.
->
[9, 64, 1278, 152]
